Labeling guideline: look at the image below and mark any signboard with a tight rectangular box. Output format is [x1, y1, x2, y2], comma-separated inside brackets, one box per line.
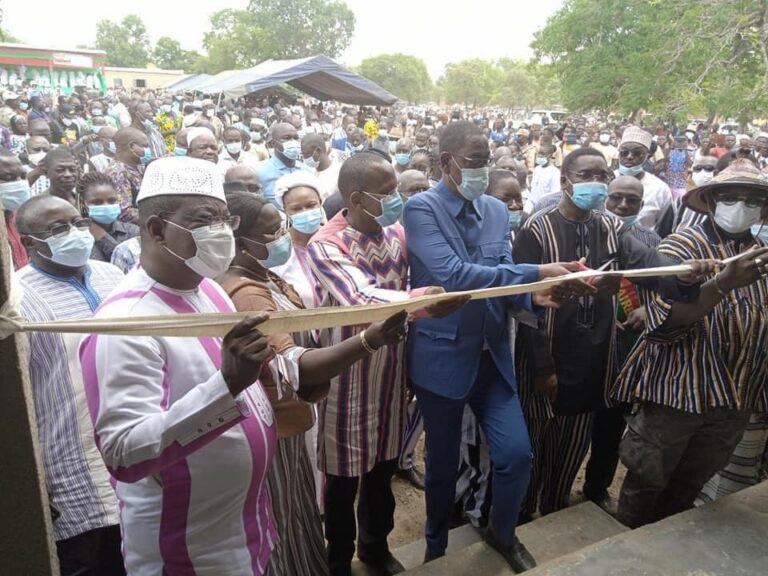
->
[0, 64, 106, 94]
[52, 52, 94, 69]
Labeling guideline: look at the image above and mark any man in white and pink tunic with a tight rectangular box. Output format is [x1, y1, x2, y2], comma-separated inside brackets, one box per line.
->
[80, 157, 296, 575]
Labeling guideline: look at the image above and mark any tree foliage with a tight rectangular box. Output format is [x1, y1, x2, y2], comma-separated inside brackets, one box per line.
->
[202, 0, 355, 73]
[95, 15, 151, 68]
[153, 37, 201, 72]
[438, 59, 502, 106]
[531, 0, 768, 120]
[358, 54, 432, 103]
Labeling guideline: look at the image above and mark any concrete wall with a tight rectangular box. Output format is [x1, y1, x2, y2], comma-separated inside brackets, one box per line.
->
[104, 67, 186, 90]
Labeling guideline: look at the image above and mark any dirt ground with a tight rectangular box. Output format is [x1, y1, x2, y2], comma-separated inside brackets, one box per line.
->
[389, 438, 627, 549]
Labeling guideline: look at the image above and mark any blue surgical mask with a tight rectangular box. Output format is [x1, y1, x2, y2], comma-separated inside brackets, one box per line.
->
[280, 139, 302, 161]
[536, 156, 548, 167]
[619, 214, 639, 228]
[31, 227, 94, 267]
[303, 156, 318, 169]
[243, 233, 293, 268]
[618, 163, 644, 177]
[142, 147, 152, 164]
[752, 223, 768, 242]
[395, 153, 410, 166]
[88, 203, 121, 225]
[174, 147, 187, 157]
[569, 181, 608, 211]
[451, 158, 489, 202]
[290, 207, 324, 235]
[0, 179, 31, 211]
[508, 210, 523, 231]
[363, 191, 404, 227]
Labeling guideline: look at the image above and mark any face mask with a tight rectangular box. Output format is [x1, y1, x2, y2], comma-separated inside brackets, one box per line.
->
[32, 227, 94, 267]
[451, 159, 489, 202]
[569, 181, 608, 211]
[142, 119, 155, 130]
[62, 118, 73, 127]
[280, 139, 302, 161]
[363, 191, 404, 227]
[692, 170, 714, 187]
[536, 156, 548, 167]
[205, 109, 215, 118]
[303, 156, 318, 169]
[599, 134, 610, 144]
[379, 129, 388, 139]
[0, 179, 31, 211]
[19, 102, 29, 111]
[619, 214, 639, 228]
[395, 153, 410, 166]
[135, 146, 152, 164]
[713, 201, 763, 234]
[290, 207, 324, 235]
[175, 147, 187, 157]
[160, 105, 172, 114]
[508, 210, 523, 231]
[352, 144, 365, 153]
[244, 233, 293, 268]
[251, 131, 263, 142]
[28, 151, 47, 167]
[618, 163, 644, 177]
[104, 141, 116, 155]
[225, 142, 242, 155]
[163, 220, 235, 278]
[88, 203, 121, 225]
[91, 109, 103, 117]
[751, 223, 768, 242]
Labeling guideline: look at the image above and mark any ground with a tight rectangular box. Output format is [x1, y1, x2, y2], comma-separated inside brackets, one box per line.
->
[389, 438, 628, 549]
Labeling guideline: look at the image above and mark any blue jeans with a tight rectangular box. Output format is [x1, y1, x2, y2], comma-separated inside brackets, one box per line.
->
[415, 352, 532, 555]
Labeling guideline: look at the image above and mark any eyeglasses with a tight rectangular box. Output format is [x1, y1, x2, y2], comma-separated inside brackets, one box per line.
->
[28, 218, 91, 239]
[568, 171, 614, 184]
[714, 194, 768, 209]
[692, 165, 716, 173]
[618, 148, 647, 159]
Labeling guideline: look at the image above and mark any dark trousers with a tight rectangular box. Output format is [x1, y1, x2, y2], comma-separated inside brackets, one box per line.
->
[324, 459, 398, 576]
[416, 352, 531, 556]
[583, 404, 628, 501]
[617, 402, 750, 528]
[56, 525, 125, 576]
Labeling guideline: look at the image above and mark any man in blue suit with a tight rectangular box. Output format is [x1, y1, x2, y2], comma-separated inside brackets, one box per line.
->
[403, 121, 587, 573]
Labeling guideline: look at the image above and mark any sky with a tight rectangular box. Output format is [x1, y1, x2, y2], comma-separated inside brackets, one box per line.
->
[3, 0, 565, 79]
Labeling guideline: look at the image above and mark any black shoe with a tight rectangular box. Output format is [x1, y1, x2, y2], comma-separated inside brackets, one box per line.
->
[396, 466, 425, 490]
[424, 549, 445, 564]
[484, 527, 537, 573]
[584, 490, 618, 516]
[356, 548, 405, 575]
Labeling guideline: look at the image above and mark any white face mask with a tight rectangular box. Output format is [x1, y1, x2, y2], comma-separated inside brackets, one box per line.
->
[205, 109, 215, 118]
[28, 151, 47, 167]
[713, 201, 764, 234]
[163, 220, 235, 278]
[225, 142, 242, 155]
[599, 134, 610, 144]
[692, 170, 714, 187]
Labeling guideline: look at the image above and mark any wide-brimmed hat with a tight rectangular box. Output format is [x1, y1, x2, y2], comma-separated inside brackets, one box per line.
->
[683, 159, 768, 214]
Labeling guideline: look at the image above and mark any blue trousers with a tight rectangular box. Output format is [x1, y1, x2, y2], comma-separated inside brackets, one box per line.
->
[415, 352, 532, 555]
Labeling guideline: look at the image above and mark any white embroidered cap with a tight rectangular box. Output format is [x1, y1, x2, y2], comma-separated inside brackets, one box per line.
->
[187, 126, 215, 147]
[136, 157, 225, 203]
[274, 171, 323, 211]
[620, 126, 653, 150]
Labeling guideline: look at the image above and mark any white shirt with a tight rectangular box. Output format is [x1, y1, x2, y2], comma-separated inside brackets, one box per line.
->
[530, 164, 561, 203]
[316, 158, 342, 202]
[614, 170, 673, 228]
[79, 267, 299, 575]
[218, 149, 261, 178]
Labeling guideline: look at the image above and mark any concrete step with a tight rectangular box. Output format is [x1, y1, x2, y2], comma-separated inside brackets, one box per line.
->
[524, 480, 768, 576]
[352, 501, 627, 576]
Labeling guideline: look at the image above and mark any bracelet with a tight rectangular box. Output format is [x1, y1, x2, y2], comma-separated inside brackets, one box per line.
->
[359, 330, 378, 354]
[713, 274, 729, 296]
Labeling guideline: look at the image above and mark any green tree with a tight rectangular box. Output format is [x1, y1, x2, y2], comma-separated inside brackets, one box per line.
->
[438, 59, 502, 106]
[202, 0, 355, 73]
[95, 15, 151, 68]
[358, 54, 432, 102]
[531, 0, 768, 120]
[153, 37, 201, 72]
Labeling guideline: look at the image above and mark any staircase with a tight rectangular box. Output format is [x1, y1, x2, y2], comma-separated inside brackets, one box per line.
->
[352, 481, 768, 576]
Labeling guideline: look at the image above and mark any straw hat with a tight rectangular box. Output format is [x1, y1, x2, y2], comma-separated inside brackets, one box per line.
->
[683, 159, 768, 214]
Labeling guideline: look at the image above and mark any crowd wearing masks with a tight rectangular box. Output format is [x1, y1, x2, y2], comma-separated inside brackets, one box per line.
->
[2, 85, 768, 576]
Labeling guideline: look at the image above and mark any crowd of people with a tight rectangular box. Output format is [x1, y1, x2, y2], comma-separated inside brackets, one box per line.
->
[2, 85, 767, 576]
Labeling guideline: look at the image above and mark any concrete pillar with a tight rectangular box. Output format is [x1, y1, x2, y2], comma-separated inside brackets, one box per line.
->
[0, 214, 58, 573]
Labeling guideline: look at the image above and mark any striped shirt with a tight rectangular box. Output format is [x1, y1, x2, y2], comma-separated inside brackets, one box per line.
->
[308, 211, 423, 477]
[79, 267, 291, 575]
[18, 260, 124, 540]
[612, 221, 768, 414]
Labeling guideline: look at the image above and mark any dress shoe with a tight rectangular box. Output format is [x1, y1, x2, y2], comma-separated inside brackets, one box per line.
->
[356, 547, 405, 575]
[484, 526, 537, 573]
[423, 549, 445, 564]
[584, 490, 618, 516]
[396, 465, 425, 490]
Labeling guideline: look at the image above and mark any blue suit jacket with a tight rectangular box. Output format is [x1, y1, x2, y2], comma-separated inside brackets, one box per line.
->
[403, 181, 540, 400]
